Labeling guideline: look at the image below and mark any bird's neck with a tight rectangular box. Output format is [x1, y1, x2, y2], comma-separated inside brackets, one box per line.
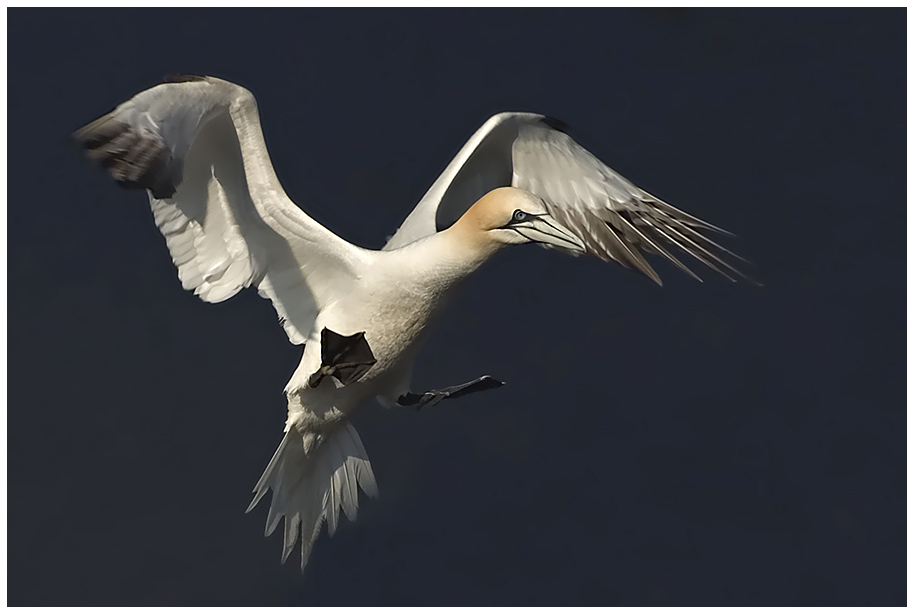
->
[393, 223, 503, 298]
[436, 222, 503, 276]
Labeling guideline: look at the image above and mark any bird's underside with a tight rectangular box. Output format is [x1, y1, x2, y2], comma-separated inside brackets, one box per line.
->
[308, 327, 505, 407]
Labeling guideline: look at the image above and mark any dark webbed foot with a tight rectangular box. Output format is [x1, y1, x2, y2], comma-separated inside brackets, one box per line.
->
[307, 328, 377, 388]
[398, 375, 505, 409]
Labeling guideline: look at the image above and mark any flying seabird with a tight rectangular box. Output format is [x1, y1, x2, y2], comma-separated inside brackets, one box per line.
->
[75, 75, 749, 570]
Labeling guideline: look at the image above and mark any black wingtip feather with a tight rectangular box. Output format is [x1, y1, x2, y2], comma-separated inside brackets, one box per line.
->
[541, 116, 569, 132]
[162, 74, 207, 84]
[73, 116, 179, 199]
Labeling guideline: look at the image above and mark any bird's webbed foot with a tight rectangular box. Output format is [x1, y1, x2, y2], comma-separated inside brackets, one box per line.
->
[307, 328, 377, 388]
[397, 375, 505, 409]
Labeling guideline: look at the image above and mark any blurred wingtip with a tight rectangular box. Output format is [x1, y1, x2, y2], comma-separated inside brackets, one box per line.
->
[541, 116, 569, 133]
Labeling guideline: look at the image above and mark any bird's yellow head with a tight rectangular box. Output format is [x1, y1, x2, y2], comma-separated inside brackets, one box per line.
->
[452, 187, 586, 254]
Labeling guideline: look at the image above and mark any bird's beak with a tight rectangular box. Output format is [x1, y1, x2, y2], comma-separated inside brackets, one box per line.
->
[514, 214, 586, 253]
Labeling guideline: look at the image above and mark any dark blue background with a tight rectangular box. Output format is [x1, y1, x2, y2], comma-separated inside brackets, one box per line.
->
[8, 8, 904, 606]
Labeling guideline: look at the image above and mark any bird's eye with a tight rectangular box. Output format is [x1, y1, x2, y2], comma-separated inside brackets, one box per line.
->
[513, 210, 527, 222]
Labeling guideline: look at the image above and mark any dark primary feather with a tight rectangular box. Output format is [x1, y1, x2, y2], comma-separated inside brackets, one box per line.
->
[73, 115, 179, 198]
[162, 74, 208, 84]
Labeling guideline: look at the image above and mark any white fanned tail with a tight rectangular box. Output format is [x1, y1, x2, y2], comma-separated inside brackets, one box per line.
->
[246, 421, 379, 570]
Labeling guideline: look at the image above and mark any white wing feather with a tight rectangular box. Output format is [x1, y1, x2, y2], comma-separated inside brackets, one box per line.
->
[385, 112, 748, 285]
[76, 75, 371, 343]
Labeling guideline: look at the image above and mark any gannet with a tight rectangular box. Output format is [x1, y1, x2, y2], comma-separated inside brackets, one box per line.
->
[75, 75, 748, 570]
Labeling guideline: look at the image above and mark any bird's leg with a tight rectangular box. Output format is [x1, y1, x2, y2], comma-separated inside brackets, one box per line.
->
[397, 375, 505, 409]
[307, 328, 377, 388]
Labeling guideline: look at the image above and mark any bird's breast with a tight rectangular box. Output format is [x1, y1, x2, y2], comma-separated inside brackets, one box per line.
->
[348, 281, 442, 372]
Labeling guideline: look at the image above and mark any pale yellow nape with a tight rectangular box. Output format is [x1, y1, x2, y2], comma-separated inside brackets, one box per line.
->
[452, 187, 529, 232]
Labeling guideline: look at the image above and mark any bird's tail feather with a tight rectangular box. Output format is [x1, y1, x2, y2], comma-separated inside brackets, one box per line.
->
[246, 421, 378, 570]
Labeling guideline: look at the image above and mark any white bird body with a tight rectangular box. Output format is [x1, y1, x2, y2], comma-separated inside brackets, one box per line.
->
[285, 223, 490, 427]
[75, 75, 747, 569]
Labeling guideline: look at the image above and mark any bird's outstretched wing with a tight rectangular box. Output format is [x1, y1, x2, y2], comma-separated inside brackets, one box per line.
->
[75, 75, 370, 343]
[384, 112, 749, 285]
